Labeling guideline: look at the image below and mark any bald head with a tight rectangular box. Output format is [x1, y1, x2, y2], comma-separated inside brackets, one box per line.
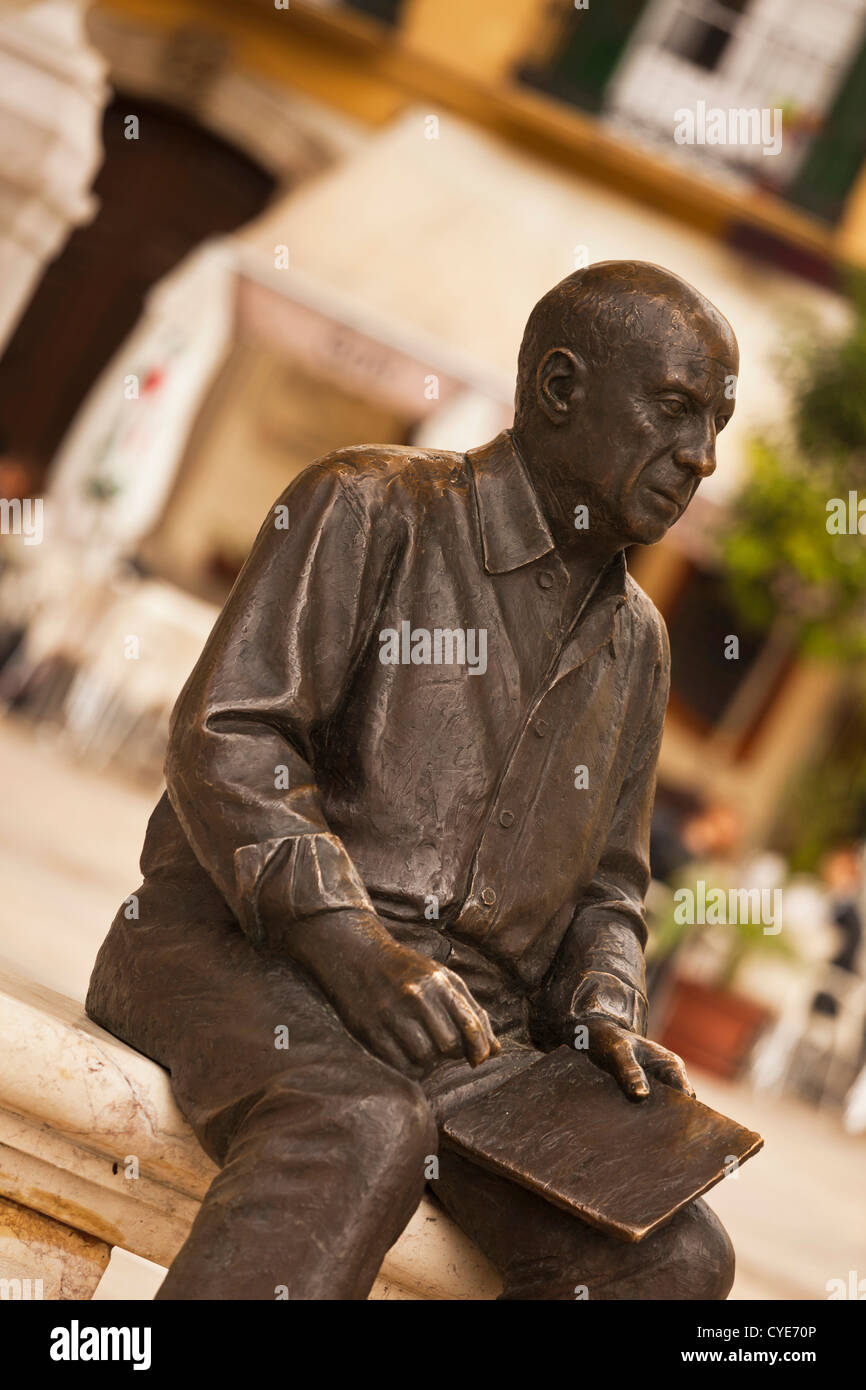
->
[515, 261, 736, 426]
[510, 260, 739, 549]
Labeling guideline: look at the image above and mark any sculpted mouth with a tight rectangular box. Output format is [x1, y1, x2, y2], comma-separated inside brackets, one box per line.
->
[647, 485, 685, 510]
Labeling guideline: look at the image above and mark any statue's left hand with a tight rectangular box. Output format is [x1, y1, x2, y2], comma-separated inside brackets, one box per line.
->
[575, 1015, 694, 1103]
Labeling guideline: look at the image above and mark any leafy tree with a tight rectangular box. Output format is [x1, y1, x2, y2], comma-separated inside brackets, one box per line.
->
[721, 274, 866, 662]
[720, 274, 866, 867]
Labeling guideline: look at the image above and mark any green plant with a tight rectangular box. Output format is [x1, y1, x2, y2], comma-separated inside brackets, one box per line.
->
[720, 273, 866, 662]
[773, 692, 866, 872]
[649, 868, 794, 993]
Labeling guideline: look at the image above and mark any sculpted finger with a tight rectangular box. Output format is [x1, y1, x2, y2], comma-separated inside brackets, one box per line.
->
[641, 1044, 694, 1096]
[441, 974, 499, 1053]
[410, 973, 477, 1056]
[389, 1015, 437, 1070]
[369, 1027, 423, 1078]
[442, 987, 497, 1065]
[607, 1036, 650, 1101]
[414, 995, 465, 1058]
[420, 968, 498, 1059]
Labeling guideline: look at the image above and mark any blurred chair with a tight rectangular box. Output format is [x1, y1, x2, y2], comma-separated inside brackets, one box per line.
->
[59, 577, 218, 776]
[0, 544, 112, 723]
[750, 961, 866, 1111]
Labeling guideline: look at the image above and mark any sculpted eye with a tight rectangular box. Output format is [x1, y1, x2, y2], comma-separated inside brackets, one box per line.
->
[659, 397, 687, 417]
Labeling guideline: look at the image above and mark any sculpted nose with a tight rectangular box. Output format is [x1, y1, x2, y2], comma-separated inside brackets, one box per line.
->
[674, 425, 716, 478]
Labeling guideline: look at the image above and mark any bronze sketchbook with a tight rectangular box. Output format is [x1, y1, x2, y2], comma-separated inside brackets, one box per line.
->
[441, 1046, 763, 1243]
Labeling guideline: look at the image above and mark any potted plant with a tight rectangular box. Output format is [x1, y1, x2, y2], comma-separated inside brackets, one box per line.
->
[650, 867, 792, 1079]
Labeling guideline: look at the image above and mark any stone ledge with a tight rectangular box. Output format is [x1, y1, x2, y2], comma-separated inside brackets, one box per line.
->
[0, 1193, 110, 1300]
[0, 960, 500, 1299]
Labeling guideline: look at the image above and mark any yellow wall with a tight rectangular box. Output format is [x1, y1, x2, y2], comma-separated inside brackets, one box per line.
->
[401, 0, 547, 81]
[97, 0, 854, 267]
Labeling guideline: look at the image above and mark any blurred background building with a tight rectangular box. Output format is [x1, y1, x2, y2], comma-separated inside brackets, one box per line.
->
[2, 0, 866, 1298]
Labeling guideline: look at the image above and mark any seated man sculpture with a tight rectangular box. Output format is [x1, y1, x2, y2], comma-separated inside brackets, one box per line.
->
[87, 260, 739, 1300]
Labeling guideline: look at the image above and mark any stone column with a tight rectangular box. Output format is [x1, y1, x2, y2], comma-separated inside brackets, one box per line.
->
[0, 0, 107, 355]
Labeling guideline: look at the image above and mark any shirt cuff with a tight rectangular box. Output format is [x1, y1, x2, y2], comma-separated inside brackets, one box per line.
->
[570, 970, 648, 1036]
[232, 831, 373, 949]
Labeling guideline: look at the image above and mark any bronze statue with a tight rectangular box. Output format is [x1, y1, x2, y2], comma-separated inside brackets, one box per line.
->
[87, 261, 741, 1299]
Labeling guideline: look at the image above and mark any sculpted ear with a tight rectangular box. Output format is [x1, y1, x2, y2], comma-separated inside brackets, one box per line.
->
[536, 348, 587, 424]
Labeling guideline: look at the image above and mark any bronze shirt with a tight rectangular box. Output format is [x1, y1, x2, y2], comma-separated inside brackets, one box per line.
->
[160, 430, 670, 1032]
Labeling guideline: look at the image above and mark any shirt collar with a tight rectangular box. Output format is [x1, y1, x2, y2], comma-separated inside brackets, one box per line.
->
[466, 429, 555, 574]
[466, 429, 629, 603]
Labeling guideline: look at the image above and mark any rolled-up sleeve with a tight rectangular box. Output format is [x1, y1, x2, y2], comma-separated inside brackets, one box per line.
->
[164, 460, 386, 953]
[556, 616, 670, 1036]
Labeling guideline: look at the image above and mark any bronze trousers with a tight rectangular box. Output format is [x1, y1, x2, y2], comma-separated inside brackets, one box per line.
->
[86, 876, 734, 1301]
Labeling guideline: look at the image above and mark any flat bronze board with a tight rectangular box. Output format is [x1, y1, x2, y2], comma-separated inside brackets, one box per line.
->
[441, 1046, 763, 1243]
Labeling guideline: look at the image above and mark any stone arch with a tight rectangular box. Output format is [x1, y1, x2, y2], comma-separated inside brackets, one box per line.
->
[0, 91, 277, 484]
[85, 5, 363, 186]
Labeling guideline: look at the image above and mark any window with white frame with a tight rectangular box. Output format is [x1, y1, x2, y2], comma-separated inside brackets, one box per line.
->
[604, 0, 866, 188]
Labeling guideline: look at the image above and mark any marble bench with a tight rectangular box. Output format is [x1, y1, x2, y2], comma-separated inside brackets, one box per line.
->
[0, 962, 500, 1300]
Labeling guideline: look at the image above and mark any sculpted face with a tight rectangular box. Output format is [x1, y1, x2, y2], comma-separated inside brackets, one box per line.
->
[525, 282, 739, 549]
[578, 312, 737, 544]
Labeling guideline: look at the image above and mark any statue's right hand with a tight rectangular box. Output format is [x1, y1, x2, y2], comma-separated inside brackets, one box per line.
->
[286, 910, 500, 1078]
[342, 941, 501, 1077]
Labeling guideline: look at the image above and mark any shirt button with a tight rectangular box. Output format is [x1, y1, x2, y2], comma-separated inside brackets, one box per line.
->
[534, 717, 551, 737]
[537, 571, 555, 589]
[480, 887, 497, 906]
[498, 809, 515, 828]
